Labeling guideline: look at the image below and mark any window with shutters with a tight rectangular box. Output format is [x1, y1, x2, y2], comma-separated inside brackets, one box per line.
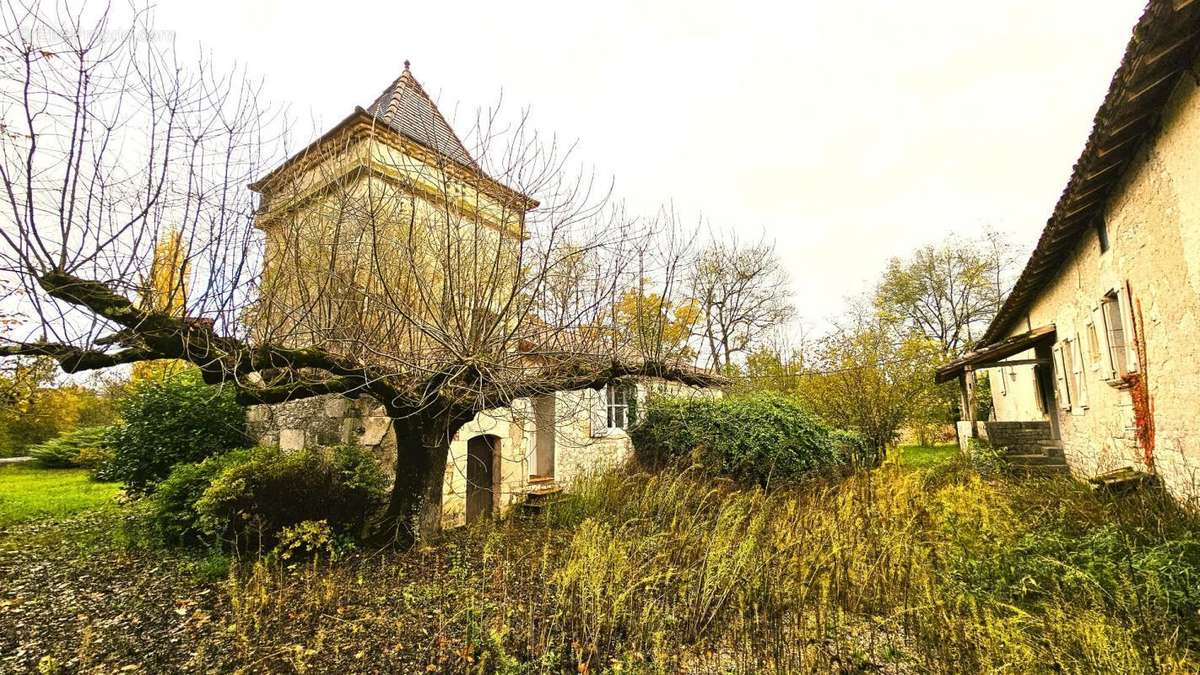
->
[1100, 288, 1138, 382]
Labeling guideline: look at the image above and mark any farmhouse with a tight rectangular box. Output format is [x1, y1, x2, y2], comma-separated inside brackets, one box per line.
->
[243, 63, 712, 528]
[937, 0, 1200, 502]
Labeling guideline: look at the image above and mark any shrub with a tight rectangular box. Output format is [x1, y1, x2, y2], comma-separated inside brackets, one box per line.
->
[28, 426, 113, 469]
[195, 445, 388, 552]
[108, 371, 246, 493]
[629, 394, 858, 484]
[150, 449, 252, 546]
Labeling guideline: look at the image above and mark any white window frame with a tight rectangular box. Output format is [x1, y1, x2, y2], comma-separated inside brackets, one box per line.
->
[606, 383, 630, 430]
[590, 383, 635, 437]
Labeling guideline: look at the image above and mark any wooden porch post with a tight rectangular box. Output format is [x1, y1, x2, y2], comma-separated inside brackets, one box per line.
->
[960, 366, 978, 439]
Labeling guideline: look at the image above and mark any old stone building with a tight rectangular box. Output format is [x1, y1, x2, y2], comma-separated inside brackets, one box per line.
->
[938, 1, 1200, 503]
[244, 64, 714, 528]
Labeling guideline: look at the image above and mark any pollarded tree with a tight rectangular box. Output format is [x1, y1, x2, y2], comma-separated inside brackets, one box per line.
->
[0, 3, 719, 543]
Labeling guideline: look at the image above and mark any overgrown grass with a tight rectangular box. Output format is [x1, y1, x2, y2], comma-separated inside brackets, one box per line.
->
[216, 457, 1200, 673]
[0, 463, 120, 528]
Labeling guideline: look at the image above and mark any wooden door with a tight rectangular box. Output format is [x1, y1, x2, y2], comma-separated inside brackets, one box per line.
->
[533, 395, 556, 477]
[466, 435, 498, 523]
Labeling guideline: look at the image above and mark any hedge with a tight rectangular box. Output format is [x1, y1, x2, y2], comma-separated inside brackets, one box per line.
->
[629, 394, 864, 484]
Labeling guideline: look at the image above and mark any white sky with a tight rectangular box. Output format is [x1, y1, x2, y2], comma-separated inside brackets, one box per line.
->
[149, 0, 1146, 329]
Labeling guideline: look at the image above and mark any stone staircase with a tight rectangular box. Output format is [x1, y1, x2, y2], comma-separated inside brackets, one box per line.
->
[984, 421, 1069, 475]
[519, 475, 566, 515]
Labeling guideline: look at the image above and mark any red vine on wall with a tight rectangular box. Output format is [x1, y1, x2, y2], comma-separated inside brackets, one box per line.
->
[1124, 280, 1155, 470]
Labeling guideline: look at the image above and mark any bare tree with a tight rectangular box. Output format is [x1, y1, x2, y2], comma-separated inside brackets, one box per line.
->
[687, 234, 794, 371]
[874, 230, 1019, 357]
[0, 3, 719, 543]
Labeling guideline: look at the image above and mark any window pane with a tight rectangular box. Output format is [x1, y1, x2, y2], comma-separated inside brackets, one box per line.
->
[1104, 299, 1127, 374]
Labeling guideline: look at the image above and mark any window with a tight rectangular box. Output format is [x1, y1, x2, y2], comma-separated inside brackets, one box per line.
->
[606, 384, 629, 429]
[1097, 289, 1139, 381]
[1096, 220, 1110, 254]
[1103, 294, 1128, 375]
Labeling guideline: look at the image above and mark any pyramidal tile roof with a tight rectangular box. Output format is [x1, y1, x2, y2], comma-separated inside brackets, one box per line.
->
[365, 61, 479, 171]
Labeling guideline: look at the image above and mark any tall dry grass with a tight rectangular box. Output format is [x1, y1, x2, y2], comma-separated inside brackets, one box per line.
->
[220, 457, 1200, 673]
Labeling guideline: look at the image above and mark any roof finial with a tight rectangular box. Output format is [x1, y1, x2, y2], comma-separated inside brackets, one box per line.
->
[403, 59, 411, 71]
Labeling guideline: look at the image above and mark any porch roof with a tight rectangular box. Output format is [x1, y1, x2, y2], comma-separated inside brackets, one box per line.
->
[934, 324, 1056, 384]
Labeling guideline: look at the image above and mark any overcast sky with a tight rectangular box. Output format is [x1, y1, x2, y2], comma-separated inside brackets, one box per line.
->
[149, 0, 1146, 329]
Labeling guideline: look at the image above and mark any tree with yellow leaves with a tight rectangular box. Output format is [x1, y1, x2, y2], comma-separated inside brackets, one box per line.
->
[131, 230, 191, 382]
[613, 283, 699, 363]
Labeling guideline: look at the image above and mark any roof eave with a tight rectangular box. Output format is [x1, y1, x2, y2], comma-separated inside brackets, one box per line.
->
[249, 108, 540, 212]
[980, 0, 1200, 346]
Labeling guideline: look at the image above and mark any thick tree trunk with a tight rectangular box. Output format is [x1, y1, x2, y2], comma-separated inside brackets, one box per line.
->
[374, 409, 466, 547]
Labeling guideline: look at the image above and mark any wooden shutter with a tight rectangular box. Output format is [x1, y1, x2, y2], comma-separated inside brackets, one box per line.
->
[1092, 304, 1115, 380]
[1116, 286, 1139, 373]
[589, 387, 608, 437]
[1052, 343, 1071, 410]
[1072, 339, 1088, 409]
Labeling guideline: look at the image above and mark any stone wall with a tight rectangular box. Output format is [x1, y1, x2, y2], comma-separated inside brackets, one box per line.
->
[247, 395, 398, 476]
[983, 421, 1053, 450]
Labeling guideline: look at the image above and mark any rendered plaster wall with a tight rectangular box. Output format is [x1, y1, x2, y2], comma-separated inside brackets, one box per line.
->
[1002, 59, 1200, 502]
[986, 358, 1045, 422]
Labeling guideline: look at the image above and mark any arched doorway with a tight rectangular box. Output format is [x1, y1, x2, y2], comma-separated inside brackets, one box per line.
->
[466, 434, 500, 523]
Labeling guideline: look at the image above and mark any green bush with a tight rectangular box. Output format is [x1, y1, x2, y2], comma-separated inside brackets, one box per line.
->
[629, 394, 859, 484]
[150, 449, 252, 546]
[108, 372, 246, 494]
[28, 426, 113, 469]
[195, 445, 388, 552]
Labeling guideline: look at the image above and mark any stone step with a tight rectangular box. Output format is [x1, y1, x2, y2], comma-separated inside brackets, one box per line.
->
[1006, 453, 1067, 466]
[1002, 444, 1063, 458]
[1006, 462, 1069, 476]
[519, 494, 569, 514]
[525, 485, 563, 502]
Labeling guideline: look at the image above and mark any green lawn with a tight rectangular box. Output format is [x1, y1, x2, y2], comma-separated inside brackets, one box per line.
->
[894, 442, 960, 469]
[0, 464, 121, 528]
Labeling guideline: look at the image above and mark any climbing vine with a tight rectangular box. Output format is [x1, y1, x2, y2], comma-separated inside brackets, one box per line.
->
[1124, 281, 1155, 470]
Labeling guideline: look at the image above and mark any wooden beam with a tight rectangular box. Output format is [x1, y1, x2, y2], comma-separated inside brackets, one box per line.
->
[1104, 110, 1154, 139]
[1124, 68, 1181, 104]
[1095, 133, 1142, 160]
[1145, 29, 1200, 66]
[971, 357, 1050, 369]
[1079, 162, 1123, 186]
